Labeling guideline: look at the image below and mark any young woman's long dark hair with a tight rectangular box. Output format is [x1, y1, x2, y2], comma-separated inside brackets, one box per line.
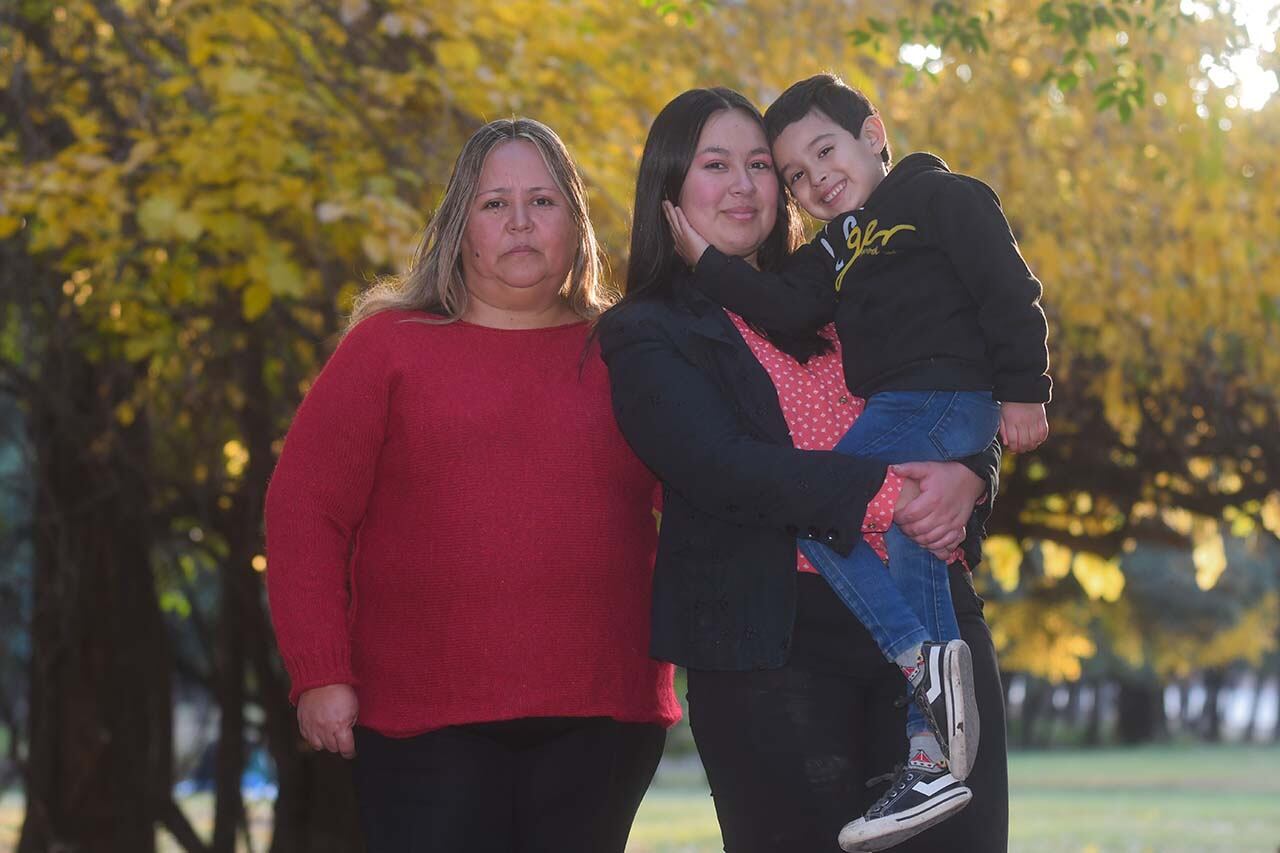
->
[601, 87, 831, 361]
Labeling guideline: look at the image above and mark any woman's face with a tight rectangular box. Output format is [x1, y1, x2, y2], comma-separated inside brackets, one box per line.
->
[461, 140, 577, 307]
[677, 109, 778, 267]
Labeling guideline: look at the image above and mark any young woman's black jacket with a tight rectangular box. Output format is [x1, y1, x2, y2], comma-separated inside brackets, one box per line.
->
[597, 282, 1000, 671]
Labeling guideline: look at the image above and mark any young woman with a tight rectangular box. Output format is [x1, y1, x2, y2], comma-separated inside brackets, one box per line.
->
[597, 88, 1009, 852]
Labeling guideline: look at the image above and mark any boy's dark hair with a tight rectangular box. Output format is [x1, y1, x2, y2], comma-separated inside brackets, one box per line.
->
[764, 73, 892, 166]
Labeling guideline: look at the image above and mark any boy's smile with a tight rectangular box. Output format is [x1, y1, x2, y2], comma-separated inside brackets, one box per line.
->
[773, 109, 889, 221]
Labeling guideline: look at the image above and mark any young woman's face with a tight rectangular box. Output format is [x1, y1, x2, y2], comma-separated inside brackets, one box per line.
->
[461, 140, 578, 306]
[677, 109, 778, 267]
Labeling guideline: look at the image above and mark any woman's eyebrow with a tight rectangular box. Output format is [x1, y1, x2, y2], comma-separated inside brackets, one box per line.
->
[476, 186, 560, 195]
[696, 146, 772, 157]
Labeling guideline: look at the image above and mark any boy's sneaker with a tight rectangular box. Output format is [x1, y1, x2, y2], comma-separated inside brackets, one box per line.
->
[912, 639, 980, 780]
[837, 752, 972, 852]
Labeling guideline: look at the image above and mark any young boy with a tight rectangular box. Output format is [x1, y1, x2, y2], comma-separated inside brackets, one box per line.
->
[664, 73, 1050, 851]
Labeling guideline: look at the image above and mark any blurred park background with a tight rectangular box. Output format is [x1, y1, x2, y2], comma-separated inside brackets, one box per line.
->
[1, 0, 1279, 850]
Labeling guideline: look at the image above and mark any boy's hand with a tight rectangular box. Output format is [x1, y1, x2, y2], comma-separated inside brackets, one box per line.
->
[663, 200, 710, 268]
[999, 401, 1049, 453]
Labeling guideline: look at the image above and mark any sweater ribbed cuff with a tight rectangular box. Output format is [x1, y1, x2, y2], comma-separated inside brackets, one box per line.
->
[283, 643, 357, 706]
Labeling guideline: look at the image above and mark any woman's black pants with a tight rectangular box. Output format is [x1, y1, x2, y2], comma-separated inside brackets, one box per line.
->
[352, 715, 665, 853]
[688, 567, 1009, 853]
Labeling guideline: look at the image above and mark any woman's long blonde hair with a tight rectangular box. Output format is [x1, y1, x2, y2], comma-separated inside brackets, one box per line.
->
[348, 118, 611, 331]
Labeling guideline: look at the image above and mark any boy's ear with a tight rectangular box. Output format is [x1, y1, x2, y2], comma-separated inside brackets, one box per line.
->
[861, 115, 887, 156]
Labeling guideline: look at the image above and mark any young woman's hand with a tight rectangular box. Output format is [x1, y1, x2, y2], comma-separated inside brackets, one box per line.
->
[999, 401, 1049, 452]
[663, 200, 711, 268]
[892, 461, 985, 557]
[297, 683, 359, 758]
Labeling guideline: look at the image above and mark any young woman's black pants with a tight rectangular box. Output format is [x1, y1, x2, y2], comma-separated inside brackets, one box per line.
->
[688, 567, 1009, 853]
[352, 715, 665, 853]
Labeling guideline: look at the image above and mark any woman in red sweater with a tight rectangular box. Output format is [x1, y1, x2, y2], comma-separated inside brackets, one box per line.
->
[264, 119, 680, 853]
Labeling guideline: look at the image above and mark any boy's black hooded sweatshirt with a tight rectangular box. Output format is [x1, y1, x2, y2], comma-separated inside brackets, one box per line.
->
[693, 152, 1051, 403]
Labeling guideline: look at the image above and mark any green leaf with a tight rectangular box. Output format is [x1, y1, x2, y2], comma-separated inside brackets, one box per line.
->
[123, 335, 157, 362]
[263, 248, 305, 297]
[172, 211, 204, 241]
[159, 589, 192, 618]
[242, 280, 272, 321]
[1259, 294, 1277, 325]
[137, 194, 181, 241]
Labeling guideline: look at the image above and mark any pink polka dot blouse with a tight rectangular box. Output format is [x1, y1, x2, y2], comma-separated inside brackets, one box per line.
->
[726, 311, 902, 574]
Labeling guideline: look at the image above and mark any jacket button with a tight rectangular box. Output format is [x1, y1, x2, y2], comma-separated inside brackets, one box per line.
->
[807, 526, 820, 539]
[824, 529, 840, 542]
[785, 524, 798, 536]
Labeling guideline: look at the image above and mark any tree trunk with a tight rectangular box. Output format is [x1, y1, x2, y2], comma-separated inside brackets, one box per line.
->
[1241, 672, 1259, 743]
[212, 560, 247, 853]
[1200, 668, 1225, 742]
[1062, 680, 1083, 744]
[1116, 677, 1165, 744]
[230, 332, 364, 853]
[19, 336, 172, 852]
[1175, 680, 1192, 734]
[1274, 680, 1280, 742]
[1083, 680, 1104, 746]
[1019, 678, 1051, 748]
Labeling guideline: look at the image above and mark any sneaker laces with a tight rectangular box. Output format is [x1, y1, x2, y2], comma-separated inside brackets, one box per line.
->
[864, 764, 912, 814]
[864, 763, 903, 790]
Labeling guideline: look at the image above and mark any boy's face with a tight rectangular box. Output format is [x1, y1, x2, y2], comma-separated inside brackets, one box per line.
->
[771, 108, 889, 221]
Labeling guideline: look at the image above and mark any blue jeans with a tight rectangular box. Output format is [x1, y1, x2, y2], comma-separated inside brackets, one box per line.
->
[800, 390, 1001, 734]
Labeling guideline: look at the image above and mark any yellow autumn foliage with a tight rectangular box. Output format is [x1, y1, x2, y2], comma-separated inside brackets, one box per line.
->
[1071, 552, 1125, 603]
[987, 599, 1098, 683]
[2, 0, 1277, 685]
[982, 535, 1024, 593]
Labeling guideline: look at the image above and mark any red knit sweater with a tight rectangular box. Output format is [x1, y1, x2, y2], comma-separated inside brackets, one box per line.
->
[265, 309, 680, 737]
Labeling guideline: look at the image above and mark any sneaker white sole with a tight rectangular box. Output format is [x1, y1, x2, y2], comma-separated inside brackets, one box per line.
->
[837, 785, 973, 852]
[943, 639, 980, 781]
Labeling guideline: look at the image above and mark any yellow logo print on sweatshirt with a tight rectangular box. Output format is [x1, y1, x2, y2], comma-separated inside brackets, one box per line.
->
[833, 219, 917, 292]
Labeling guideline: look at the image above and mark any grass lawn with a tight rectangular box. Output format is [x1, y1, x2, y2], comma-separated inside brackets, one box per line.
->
[1, 744, 1276, 851]
[625, 744, 1280, 853]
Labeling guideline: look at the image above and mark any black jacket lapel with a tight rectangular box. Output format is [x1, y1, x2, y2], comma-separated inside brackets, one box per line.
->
[676, 287, 792, 445]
